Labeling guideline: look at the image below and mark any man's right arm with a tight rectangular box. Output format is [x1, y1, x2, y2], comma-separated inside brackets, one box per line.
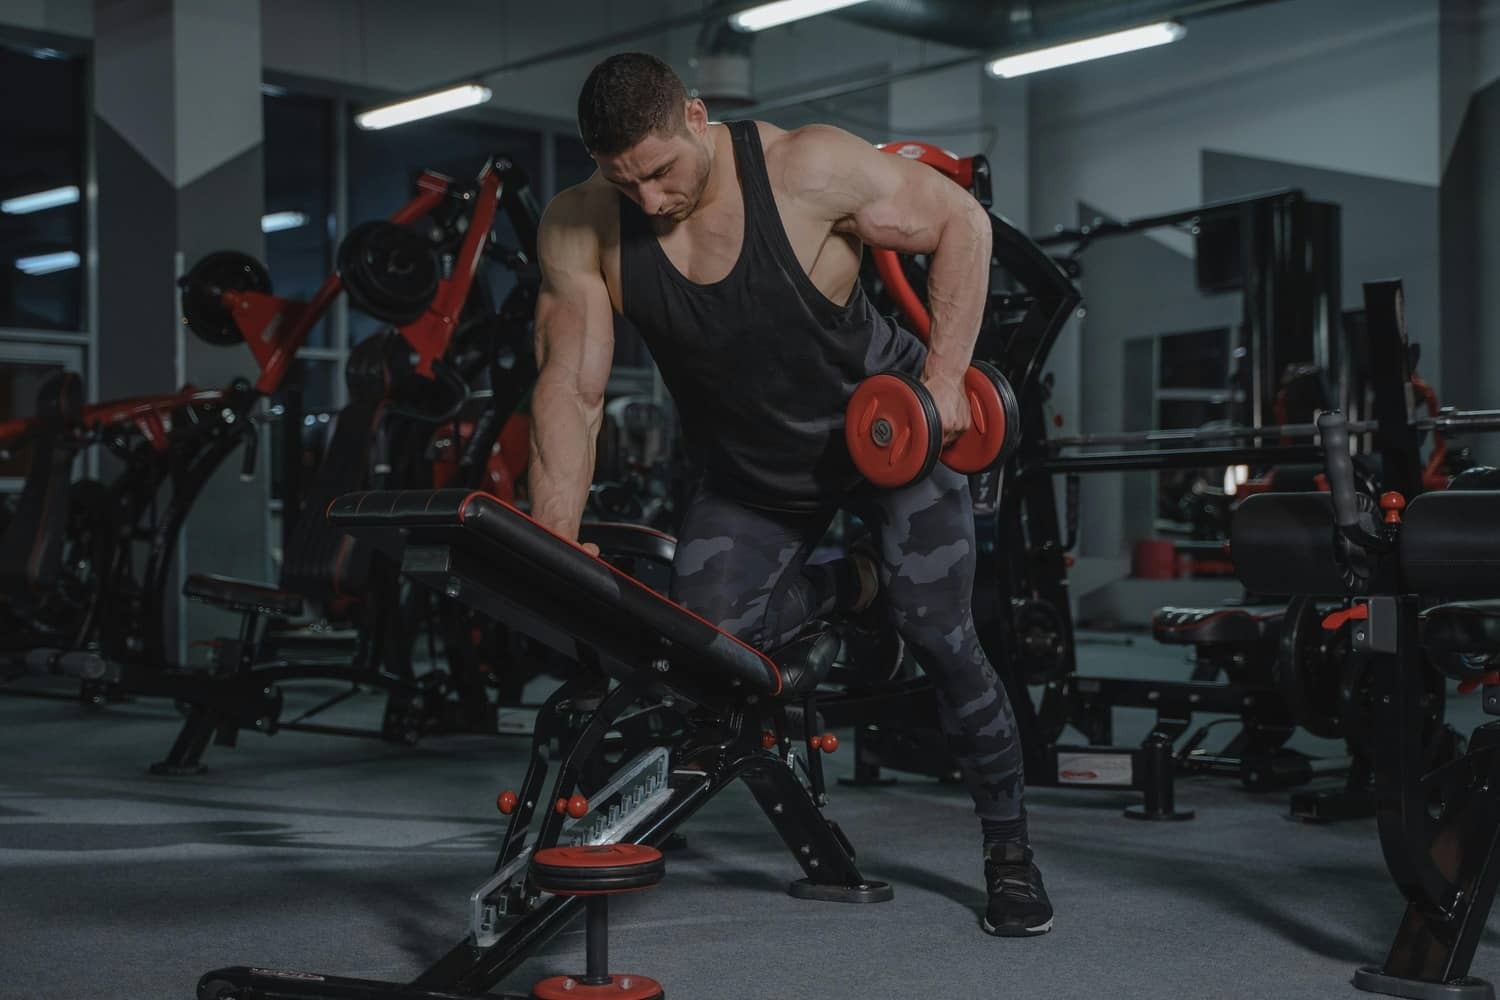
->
[528, 187, 615, 542]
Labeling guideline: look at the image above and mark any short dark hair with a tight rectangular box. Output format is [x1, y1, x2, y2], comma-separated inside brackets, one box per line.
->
[577, 52, 688, 156]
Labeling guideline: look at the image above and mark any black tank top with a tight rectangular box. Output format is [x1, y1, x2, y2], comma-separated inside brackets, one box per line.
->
[618, 120, 927, 512]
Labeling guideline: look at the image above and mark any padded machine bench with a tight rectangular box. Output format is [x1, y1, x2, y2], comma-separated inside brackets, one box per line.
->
[199, 489, 889, 1000]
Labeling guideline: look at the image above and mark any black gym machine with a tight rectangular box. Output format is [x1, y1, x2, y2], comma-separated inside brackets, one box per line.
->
[153, 154, 548, 773]
[1232, 323, 1500, 997]
[0, 155, 553, 773]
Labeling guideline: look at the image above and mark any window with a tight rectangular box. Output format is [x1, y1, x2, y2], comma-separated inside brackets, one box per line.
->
[263, 93, 336, 348]
[348, 117, 543, 345]
[0, 44, 87, 332]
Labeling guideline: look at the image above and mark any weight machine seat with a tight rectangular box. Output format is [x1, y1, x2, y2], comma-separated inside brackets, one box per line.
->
[1234, 489, 1500, 600]
[1152, 605, 1284, 646]
[183, 573, 305, 617]
[1421, 601, 1500, 656]
[0, 371, 85, 598]
[329, 489, 785, 706]
[1402, 490, 1500, 599]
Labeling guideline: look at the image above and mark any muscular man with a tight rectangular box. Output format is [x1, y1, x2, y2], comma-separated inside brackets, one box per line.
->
[529, 52, 1049, 937]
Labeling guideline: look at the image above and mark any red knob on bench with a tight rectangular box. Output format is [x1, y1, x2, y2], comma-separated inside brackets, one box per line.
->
[556, 798, 568, 815]
[1381, 491, 1407, 525]
[568, 794, 589, 820]
[820, 733, 840, 754]
[497, 790, 518, 815]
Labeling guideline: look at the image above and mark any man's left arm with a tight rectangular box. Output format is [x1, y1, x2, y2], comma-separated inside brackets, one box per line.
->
[787, 125, 993, 443]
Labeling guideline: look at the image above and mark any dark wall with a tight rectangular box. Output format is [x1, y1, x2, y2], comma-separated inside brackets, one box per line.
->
[1438, 74, 1500, 464]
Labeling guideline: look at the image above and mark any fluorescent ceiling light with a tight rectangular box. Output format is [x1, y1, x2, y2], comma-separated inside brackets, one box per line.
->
[261, 211, 309, 233]
[986, 21, 1186, 78]
[2, 185, 80, 215]
[355, 84, 493, 131]
[16, 251, 81, 276]
[730, 0, 871, 32]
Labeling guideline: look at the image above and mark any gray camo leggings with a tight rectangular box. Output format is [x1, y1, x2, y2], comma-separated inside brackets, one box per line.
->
[668, 464, 1025, 823]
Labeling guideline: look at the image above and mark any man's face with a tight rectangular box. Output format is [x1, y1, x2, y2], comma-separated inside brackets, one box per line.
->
[595, 122, 711, 223]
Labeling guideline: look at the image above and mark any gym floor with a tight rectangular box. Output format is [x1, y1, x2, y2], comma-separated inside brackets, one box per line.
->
[1, 633, 1495, 1000]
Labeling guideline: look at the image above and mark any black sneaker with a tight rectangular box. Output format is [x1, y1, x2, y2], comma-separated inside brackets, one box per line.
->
[982, 843, 1053, 937]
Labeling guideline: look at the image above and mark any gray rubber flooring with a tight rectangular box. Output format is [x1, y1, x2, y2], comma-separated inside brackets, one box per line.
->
[0, 632, 1496, 999]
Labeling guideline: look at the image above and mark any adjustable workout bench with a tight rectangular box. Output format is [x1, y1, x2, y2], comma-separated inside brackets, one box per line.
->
[199, 488, 890, 1000]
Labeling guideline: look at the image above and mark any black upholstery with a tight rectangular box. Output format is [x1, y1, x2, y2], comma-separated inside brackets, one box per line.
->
[0, 371, 85, 599]
[1152, 605, 1284, 645]
[1420, 601, 1500, 655]
[578, 522, 677, 567]
[1449, 466, 1500, 491]
[1232, 492, 1355, 597]
[184, 573, 305, 617]
[773, 627, 841, 698]
[1402, 490, 1500, 599]
[329, 489, 782, 703]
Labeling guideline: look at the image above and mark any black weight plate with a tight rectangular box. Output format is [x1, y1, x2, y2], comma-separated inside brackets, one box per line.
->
[179, 251, 272, 346]
[903, 371, 944, 484]
[338, 221, 440, 326]
[973, 359, 1022, 463]
[1013, 596, 1068, 685]
[1275, 596, 1347, 740]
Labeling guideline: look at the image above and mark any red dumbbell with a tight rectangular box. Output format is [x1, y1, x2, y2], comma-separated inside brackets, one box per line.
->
[845, 360, 1021, 488]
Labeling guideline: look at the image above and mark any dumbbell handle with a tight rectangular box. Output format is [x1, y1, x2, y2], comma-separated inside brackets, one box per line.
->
[585, 895, 610, 986]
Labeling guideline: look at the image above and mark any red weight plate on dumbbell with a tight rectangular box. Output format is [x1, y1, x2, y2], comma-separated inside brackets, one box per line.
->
[941, 361, 1019, 474]
[845, 372, 942, 488]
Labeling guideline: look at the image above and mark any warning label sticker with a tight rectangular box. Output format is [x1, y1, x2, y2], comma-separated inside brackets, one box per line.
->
[1056, 753, 1133, 786]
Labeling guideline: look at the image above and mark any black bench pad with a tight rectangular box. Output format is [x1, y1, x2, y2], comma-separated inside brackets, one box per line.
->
[184, 573, 305, 617]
